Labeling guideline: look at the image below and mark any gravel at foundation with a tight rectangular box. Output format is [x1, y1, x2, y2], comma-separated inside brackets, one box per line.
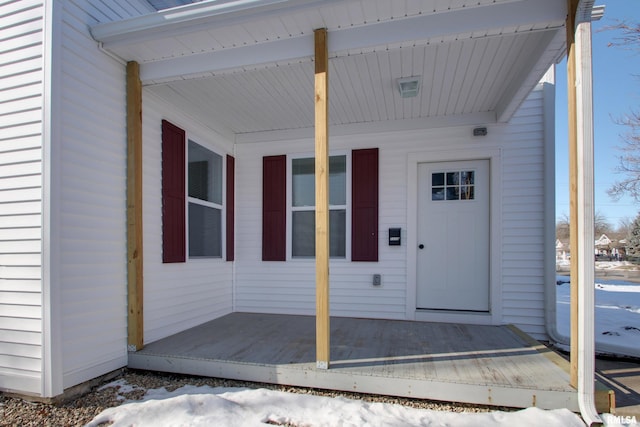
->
[0, 369, 514, 426]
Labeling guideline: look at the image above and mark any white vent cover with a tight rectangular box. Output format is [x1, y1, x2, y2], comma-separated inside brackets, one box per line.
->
[397, 76, 421, 98]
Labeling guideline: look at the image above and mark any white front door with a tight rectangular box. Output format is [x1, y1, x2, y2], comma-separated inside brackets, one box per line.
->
[416, 160, 490, 311]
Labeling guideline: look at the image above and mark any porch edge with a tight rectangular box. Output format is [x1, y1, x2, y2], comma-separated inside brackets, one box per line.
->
[506, 324, 615, 414]
[128, 351, 579, 411]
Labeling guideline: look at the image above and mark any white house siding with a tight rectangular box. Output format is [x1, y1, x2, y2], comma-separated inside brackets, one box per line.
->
[0, 0, 45, 395]
[55, 0, 154, 390]
[234, 86, 550, 338]
[141, 91, 234, 345]
[498, 87, 548, 338]
[234, 135, 409, 320]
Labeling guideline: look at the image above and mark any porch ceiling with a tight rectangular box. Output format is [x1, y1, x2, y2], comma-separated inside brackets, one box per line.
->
[92, 0, 567, 137]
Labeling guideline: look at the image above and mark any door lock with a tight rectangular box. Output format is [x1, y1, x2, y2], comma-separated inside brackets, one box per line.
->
[418, 244, 424, 249]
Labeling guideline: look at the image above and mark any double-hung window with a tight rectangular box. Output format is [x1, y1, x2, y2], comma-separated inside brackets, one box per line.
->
[291, 155, 347, 258]
[262, 148, 377, 262]
[188, 140, 223, 258]
[162, 119, 234, 263]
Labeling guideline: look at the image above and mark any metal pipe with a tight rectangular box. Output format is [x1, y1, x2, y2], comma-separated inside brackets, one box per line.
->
[574, 16, 601, 427]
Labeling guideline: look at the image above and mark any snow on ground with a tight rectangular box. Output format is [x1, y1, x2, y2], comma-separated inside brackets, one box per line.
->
[556, 274, 640, 356]
[86, 262, 640, 426]
[86, 384, 585, 427]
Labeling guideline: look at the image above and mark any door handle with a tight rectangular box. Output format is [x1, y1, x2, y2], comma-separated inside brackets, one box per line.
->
[418, 244, 424, 249]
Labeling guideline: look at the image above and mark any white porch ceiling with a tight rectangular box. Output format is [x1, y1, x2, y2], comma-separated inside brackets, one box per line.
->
[92, 0, 568, 138]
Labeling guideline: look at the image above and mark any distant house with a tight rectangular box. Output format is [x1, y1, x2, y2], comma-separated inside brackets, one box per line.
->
[0, 0, 602, 417]
[595, 234, 612, 256]
[556, 239, 568, 262]
[595, 234, 612, 247]
[595, 233, 627, 259]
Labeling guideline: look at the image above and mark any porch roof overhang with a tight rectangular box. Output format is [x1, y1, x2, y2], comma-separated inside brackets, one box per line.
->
[91, 0, 567, 138]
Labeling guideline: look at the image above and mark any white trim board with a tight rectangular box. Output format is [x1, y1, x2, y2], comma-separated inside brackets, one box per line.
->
[42, 0, 64, 398]
[406, 147, 502, 325]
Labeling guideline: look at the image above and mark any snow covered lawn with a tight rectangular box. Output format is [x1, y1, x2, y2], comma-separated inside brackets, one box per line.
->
[86, 383, 585, 427]
[556, 274, 640, 357]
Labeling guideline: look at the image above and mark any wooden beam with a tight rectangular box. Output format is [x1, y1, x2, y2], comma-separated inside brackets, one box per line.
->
[315, 28, 330, 370]
[127, 61, 144, 351]
[566, 0, 579, 389]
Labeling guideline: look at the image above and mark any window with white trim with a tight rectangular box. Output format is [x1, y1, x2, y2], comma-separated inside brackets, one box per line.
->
[188, 140, 223, 258]
[431, 170, 475, 201]
[291, 155, 347, 258]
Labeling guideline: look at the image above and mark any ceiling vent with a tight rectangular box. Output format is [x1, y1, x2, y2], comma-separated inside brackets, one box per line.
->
[397, 77, 421, 98]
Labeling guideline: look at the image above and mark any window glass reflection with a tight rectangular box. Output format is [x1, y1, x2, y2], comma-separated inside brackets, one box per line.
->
[431, 169, 476, 202]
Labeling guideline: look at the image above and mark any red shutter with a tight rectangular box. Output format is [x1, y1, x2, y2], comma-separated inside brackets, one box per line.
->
[262, 155, 286, 261]
[161, 120, 186, 263]
[352, 148, 379, 261]
[226, 155, 235, 261]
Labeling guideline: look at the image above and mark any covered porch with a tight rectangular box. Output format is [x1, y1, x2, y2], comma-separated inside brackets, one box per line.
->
[128, 313, 612, 412]
[89, 0, 609, 421]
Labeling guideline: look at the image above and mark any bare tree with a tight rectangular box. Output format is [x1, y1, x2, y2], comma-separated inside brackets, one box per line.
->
[595, 211, 613, 237]
[617, 216, 634, 236]
[610, 216, 634, 243]
[604, 21, 640, 48]
[556, 211, 612, 240]
[608, 109, 640, 200]
[556, 213, 570, 240]
[606, 21, 640, 201]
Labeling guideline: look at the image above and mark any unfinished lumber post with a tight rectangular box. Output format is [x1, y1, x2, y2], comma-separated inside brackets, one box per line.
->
[566, 0, 579, 388]
[126, 61, 144, 351]
[314, 28, 330, 369]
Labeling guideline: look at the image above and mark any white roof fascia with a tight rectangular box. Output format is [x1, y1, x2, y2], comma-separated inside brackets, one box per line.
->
[496, 28, 565, 123]
[575, 0, 606, 24]
[138, 0, 566, 84]
[91, 0, 343, 46]
[326, 0, 564, 57]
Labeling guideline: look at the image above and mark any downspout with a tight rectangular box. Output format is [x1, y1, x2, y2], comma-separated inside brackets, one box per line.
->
[574, 16, 601, 425]
[564, 1, 607, 424]
[547, 3, 639, 361]
[549, 3, 620, 424]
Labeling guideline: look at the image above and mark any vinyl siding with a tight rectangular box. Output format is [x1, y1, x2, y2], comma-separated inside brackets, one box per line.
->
[235, 139, 409, 319]
[55, 0, 154, 390]
[142, 92, 234, 345]
[0, 0, 44, 395]
[499, 88, 548, 337]
[235, 86, 550, 338]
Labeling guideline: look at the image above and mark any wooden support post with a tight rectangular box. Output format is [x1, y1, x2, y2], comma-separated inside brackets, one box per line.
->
[566, 0, 579, 389]
[126, 61, 144, 351]
[314, 28, 330, 370]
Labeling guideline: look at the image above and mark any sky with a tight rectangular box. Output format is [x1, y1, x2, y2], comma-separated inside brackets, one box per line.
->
[555, 0, 640, 228]
[84, 271, 639, 426]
